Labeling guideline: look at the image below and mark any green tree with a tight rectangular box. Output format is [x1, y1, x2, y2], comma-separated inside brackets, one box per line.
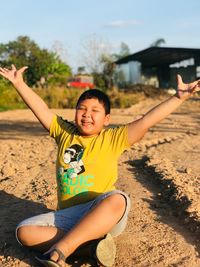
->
[0, 36, 71, 86]
[112, 42, 130, 60]
[92, 72, 107, 91]
[80, 37, 130, 90]
[100, 54, 115, 89]
[92, 43, 130, 90]
[150, 38, 166, 47]
[47, 60, 72, 86]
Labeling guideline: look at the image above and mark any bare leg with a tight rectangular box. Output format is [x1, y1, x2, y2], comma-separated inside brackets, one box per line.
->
[17, 194, 126, 266]
[50, 194, 126, 266]
[17, 225, 65, 252]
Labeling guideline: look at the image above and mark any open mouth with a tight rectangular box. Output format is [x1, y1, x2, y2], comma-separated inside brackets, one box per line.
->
[81, 120, 93, 126]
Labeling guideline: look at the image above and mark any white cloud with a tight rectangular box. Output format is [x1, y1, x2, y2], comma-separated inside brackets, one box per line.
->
[104, 19, 140, 28]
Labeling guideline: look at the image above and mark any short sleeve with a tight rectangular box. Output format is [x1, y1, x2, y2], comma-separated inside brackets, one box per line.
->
[105, 125, 131, 156]
[49, 115, 76, 144]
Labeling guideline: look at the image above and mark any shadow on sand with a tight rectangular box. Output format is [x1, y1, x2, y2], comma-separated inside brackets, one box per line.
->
[0, 120, 48, 140]
[126, 156, 200, 256]
[0, 190, 98, 266]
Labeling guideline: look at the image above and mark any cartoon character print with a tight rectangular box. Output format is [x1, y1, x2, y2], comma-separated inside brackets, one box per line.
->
[63, 144, 85, 179]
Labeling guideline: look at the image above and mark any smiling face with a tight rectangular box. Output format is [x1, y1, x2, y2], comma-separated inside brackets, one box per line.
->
[75, 98, 110, 136]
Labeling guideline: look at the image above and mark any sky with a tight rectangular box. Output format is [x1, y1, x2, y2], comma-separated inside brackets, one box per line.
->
[1, 0, 200, 71]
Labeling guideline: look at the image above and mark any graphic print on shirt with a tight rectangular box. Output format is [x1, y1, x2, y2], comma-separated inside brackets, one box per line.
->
[63, 144, 85, 179]
[58, 144, 94, 198]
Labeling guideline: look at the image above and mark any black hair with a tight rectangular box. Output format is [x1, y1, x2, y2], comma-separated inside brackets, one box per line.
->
[76, 89, 111, 115]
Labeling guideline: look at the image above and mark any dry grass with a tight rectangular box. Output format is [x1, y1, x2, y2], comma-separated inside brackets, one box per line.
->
[0, 84, 167, 111]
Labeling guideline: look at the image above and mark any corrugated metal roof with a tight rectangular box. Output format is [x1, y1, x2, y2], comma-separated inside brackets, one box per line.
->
[115, 47, 200, 67]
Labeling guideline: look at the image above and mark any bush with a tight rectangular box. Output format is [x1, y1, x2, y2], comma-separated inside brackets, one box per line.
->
[0, 80, 27, 111]
[0, 83, 153, 112]
[121, 83, 168, 98]
[34, 87, 84, 108]
[107, 87, 145, 108]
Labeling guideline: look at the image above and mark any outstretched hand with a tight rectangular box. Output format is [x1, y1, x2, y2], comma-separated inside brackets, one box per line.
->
[176, 74, 200, 100]
[0, 64, 28, 85]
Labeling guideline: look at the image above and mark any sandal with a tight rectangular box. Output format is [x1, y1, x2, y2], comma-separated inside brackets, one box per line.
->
[35, 248, 66, 267]
[70, 234, 116, 266]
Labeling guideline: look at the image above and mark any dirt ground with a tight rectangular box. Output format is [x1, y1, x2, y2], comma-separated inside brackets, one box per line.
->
[0, 96, 200, 267]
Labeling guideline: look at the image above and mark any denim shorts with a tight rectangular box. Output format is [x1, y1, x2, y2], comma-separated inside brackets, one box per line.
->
[16, 190, 131, 244]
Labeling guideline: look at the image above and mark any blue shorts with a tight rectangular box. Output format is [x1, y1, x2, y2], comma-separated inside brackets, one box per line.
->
[16, 190, 131, 244]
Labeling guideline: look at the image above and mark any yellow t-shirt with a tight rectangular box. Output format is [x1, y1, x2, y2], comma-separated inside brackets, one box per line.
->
[50, 115, 130, 209]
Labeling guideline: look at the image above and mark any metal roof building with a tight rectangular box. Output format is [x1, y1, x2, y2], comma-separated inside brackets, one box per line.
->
[115, 47, 200, 88]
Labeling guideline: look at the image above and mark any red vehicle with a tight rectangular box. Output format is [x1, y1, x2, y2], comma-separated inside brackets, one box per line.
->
[67, 75, 94, 89]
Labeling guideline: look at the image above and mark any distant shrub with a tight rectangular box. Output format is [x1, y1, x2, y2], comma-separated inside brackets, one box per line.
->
[34, 87, 83, 108]
[0, 83, 159, 112]
[0, 79, 27, 111]
[108, 87, 145, 108]
[121, 83, 168, 98]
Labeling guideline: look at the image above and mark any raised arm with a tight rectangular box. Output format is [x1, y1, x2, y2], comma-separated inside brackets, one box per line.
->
[127, 75, 200, 146]
[0, 65, 54, 131]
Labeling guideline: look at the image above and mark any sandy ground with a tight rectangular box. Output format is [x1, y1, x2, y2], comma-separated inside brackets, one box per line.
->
[0, 96, 200, 267]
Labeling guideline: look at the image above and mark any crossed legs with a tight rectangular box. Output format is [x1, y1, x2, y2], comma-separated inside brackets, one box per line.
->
[17, 194, 126, 266]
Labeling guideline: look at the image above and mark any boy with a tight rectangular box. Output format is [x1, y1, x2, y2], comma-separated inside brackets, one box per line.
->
[0, 64, 199, 267]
